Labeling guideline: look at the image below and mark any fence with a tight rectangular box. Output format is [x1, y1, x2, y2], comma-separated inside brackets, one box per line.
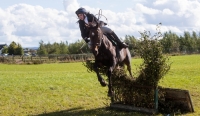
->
[0, 54, 94, 64]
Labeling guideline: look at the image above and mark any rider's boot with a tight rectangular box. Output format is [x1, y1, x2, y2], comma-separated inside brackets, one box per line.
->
[105, 34, 117, 46]
[110, 32, 128, 48]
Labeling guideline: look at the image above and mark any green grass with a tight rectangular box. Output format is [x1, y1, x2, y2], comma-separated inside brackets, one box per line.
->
[158, 55, 200, 115]
[0, 54, 200, 116]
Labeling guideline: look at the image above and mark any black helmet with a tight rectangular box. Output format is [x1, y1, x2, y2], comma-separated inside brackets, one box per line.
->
[75, 7, 87, 15]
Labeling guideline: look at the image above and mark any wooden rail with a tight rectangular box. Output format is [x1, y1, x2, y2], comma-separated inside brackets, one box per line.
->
[0, 54, 94, 64]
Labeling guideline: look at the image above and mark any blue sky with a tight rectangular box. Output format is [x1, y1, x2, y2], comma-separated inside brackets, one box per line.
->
[0, 0, 200, 47]
[0, 0, 144, 12]
[1, 0, 64, 10]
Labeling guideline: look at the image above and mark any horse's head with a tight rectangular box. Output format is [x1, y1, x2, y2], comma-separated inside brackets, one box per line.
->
[88, 22, 103, 56]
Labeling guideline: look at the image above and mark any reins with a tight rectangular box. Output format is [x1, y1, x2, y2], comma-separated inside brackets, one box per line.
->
[95, 9, 108, 26]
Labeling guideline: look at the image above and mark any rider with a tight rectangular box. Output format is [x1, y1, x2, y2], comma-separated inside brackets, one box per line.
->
[75, 7, 128, 48]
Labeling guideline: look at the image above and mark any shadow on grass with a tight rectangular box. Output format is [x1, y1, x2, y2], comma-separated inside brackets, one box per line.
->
[33, 106, 194, 116]
[34, 107, 145, 116]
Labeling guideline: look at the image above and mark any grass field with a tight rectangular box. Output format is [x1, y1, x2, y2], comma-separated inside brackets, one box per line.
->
[0, 54, 200, 116]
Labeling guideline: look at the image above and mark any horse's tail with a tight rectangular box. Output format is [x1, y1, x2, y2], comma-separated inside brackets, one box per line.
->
[126, 48, 132, 61]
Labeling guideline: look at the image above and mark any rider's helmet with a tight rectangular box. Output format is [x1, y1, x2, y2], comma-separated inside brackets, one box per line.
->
[75, 7, 88, 15]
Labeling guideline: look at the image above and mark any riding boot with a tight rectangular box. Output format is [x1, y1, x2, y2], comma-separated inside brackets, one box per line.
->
[110, 32, 128, 48]
[105, 34, 117, 46]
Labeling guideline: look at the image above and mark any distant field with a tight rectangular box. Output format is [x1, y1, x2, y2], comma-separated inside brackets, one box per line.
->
[0, 54, 199, 116]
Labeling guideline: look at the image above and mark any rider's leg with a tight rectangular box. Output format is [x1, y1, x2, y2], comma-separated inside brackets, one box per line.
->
[110, 31, 128, 48]
[100, 26, 116, 45]
[100, 26, 113, 34]
[100, 27, 128, 48]
[100, 27, 120, 60]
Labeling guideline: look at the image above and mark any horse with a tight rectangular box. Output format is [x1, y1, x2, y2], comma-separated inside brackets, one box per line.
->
[87, 22, 133, 97]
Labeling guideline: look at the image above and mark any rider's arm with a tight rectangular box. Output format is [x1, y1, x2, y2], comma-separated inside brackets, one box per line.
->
[87, 13, 98, 23]
[79, 20, 89, 43]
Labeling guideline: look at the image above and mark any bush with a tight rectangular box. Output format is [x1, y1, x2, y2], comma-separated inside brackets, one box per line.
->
[136, 29, 171, 87]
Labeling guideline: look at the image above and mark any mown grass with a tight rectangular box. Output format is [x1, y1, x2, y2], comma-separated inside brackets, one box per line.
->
[0, 54, 200, 116]
[158, 54, 200, 115]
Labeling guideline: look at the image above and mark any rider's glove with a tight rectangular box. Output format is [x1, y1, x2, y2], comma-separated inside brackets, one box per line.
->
[84, 37, 90, 43]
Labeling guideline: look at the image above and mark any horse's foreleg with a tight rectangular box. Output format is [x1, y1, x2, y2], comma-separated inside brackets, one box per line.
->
[107, 58, 117, 97]
[93, 63, 107, 87]
[107, 70, 113, 97]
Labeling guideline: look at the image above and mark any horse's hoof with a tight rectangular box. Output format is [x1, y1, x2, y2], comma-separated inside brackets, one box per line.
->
[100, 81, 107, 87]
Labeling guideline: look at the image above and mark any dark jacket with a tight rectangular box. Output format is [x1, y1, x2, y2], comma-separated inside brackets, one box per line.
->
[78, 13, 98, 39]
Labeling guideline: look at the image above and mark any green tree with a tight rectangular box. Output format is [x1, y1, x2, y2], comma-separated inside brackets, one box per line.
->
[124, 35, 139, 56]
[197, 32, 200, 53]
[37, 40, 47, 55]
[183, 31, 196, 53]
[59, 41, 69, 54]
[1, 46, 8, 54]
[15, 44, 24, 55]
[68, 40, 90, 54]
[8, 41, 17, 55]
[48, 42, 60, 54]
[160, 31, 180, 53]
[191, 31, 198, 53]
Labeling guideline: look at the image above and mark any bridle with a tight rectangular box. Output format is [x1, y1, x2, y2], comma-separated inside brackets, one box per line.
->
[89, 27, 103, 49]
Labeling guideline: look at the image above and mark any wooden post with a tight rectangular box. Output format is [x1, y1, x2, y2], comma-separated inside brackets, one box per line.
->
[111, 94, 114, 103]
[154, 87, 158, 113]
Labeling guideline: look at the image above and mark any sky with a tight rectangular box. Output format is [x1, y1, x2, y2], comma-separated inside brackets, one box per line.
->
[0, 0, 200, 47]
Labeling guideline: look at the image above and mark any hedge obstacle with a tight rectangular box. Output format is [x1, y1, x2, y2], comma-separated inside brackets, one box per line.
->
[83, 24, 194, 114]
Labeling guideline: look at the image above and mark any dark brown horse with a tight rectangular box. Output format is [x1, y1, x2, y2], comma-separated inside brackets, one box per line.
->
[87, 22, 133, 96]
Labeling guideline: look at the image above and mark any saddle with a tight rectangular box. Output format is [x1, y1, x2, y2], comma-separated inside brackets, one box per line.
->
[99, 21, 107, 27]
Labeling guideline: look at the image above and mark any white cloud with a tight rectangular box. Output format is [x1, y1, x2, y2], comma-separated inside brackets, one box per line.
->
[63, 0, 79, 14]
[0, 3, 80, 47]
[0, 0, 200, 47]
[153, 0, 168, 6]
[135, 3, 161, 15]
[162, 9, 174, 15]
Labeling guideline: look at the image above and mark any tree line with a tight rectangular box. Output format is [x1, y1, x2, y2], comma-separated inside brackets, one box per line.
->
[2, 31, 200, 56]
[1, 41, 24, 55]
[124, 31, 200, 56]
[37, 40, 90, 55]
[38, 31, 200, 55]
